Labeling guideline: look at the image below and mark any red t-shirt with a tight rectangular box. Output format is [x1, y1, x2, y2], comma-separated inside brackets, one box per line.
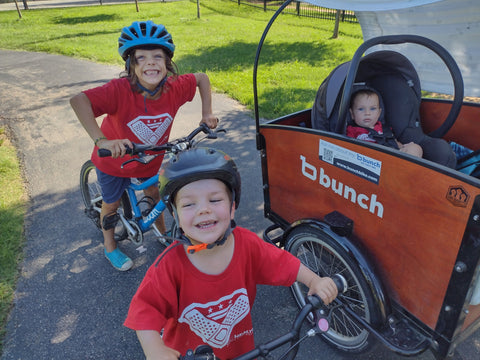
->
[346, 121, 384, 143]
[124, 227, 300, 359]
[84, 74, 197, 178]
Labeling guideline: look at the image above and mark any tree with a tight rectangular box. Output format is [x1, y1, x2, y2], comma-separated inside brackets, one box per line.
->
[332, 10, 341, 39]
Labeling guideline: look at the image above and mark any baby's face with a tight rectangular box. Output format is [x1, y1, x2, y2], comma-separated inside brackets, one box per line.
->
[350, 93, 382, 129]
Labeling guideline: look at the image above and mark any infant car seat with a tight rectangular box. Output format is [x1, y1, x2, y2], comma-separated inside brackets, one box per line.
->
[312, 50, 456, 168]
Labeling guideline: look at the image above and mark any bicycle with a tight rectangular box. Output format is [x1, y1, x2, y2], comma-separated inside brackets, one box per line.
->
[79, 123, 225, 246]
[179, 274, 347, 360]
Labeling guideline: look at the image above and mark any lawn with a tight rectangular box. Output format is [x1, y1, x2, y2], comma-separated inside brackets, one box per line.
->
[0, 128, 26, 349]
[0, 0, 363, 119]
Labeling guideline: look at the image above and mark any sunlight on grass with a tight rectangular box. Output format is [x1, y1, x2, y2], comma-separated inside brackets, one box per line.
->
[0, 0, 362, 119]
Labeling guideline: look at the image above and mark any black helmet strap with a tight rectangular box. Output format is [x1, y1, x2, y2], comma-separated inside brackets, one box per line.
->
[136, 75, 168, 97]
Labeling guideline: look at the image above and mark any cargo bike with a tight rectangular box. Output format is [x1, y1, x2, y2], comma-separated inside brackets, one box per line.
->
[252, 0, 480, 358]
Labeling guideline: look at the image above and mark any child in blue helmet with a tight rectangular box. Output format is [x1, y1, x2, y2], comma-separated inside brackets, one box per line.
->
[124, 148, 338, 360]
[70, 21, 218, 271]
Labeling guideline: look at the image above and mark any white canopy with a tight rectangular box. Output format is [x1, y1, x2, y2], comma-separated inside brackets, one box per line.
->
[303, 0, 480, 97]
[302, 0, 442, 11]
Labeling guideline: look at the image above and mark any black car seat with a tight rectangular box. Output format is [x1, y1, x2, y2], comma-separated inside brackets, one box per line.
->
[311, 50, 456, 168]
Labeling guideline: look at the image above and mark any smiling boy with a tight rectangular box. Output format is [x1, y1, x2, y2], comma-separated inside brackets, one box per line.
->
[124, 148, 338, 360]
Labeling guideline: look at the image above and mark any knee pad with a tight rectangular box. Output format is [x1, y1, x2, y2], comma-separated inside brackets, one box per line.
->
[102, 212, 120, 230]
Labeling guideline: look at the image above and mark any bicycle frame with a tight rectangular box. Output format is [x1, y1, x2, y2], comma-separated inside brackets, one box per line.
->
[81, 123, 225, 246]
[121, 174, 166, 237]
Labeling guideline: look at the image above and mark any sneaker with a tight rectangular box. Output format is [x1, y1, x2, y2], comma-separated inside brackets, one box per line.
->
[104, 248, 133, 271]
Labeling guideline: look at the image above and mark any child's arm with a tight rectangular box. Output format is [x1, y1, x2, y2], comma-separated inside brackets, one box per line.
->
[70, 92, 132, 158]
[137, 330, 180, 360]
[296, 264, 338, 305]
[194, 73, 218, 129]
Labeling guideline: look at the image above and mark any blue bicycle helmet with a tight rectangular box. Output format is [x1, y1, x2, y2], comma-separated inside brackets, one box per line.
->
[118, 20, 175, 61]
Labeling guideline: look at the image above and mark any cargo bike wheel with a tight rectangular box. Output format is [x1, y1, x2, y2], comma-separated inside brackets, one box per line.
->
[79, 160, 132, 241]
[286, 224, 382, 354]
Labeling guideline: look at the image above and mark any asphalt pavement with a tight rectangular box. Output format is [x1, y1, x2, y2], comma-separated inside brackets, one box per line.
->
[0, 4, 480, 359]
[0, 49, 273, 359]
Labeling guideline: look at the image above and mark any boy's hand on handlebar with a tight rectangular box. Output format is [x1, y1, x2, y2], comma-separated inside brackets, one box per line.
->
[97, 138, 133, 159]
[297, 264, 338, 305]
[308, 276, 338, 305]
[200, 114, 219, 129]
[137, 330, 180, 360]
[145, 345, 180, 360]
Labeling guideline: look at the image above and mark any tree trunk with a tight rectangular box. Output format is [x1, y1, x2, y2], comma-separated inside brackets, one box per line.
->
[333, 10, 341, 39]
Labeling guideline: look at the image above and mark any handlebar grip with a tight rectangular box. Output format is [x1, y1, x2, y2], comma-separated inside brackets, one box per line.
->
[332, 274, 348, 294]
[97, 146, 133, 158]
[180, 347, 219, 360]
[98, 148, 112, 157]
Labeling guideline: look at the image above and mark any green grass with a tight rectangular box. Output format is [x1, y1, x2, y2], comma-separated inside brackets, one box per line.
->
[0, 127, 26, 349]
[0, 0, 363, 118]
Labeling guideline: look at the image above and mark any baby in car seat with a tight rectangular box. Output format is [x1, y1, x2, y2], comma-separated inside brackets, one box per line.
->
[347, 88, 423, 158]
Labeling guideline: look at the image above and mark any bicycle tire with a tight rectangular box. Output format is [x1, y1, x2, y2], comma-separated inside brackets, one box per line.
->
[286, 225, 381, 354]
[79, 160, 132, 241]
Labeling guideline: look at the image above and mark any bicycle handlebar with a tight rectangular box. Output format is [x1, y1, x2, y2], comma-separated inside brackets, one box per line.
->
[178, 274, 347, 360]
[97, 123, 224, 158]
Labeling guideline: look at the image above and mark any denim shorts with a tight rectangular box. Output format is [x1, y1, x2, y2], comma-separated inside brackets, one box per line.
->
[95, 168, 156, 204]
[95, 168, 131, 204]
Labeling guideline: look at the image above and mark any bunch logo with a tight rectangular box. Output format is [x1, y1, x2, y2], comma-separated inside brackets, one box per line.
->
[300, 154, 384, 218]
[127, 113, 173, 145]
[179, 288, 250, 348]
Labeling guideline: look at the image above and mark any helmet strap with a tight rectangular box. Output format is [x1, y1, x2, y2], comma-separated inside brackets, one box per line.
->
[136, 75, 168, 97]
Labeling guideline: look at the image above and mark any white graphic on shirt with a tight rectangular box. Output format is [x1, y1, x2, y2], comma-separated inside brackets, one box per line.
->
[179, 288, 250, 348]
[127, 113, 173, 145]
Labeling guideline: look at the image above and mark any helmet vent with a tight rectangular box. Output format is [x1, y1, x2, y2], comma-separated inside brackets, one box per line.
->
[139, 23, 147, 36]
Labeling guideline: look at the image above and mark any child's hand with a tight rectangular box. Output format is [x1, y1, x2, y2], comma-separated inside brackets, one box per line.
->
[307, 276, 338, 305]
[297, 264, 338, 305]
[146, 344, 180, 360]
[200, 115, 219, 129]
[137, 330, 180, 360]
[96, 138, 132, 158]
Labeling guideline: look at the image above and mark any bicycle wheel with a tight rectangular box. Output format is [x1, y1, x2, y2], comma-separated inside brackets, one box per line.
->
[286, 225, 381, 354]
[80, 160, 102, 229]
[79, 160, 132, 240]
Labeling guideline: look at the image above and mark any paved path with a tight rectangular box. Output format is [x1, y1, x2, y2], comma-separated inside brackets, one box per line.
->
[0, 49, 271, 359]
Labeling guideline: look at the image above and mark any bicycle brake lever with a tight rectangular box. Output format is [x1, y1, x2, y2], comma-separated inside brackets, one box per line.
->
[120, 158, 141, 168]
[120, 155, 154, 169]
[207, 128, 226, 139]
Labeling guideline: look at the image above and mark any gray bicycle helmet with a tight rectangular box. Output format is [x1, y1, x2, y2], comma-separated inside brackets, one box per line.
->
[118, 20, 175, 61]
[160, 147, 241, 213]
